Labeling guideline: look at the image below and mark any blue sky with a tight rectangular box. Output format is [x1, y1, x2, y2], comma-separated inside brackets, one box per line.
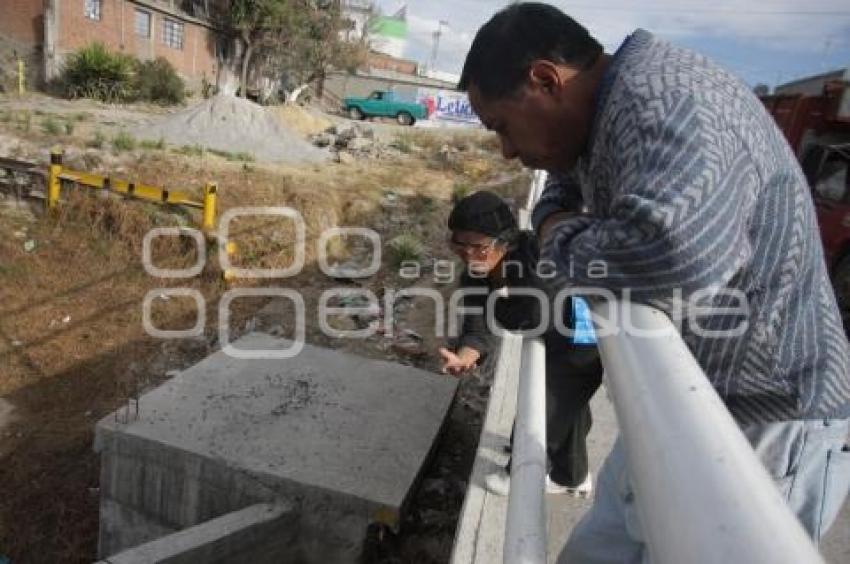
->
[374, 1, 850, 88]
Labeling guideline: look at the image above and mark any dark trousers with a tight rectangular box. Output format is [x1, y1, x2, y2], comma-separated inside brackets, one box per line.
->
[508, 333, 603, 486]
[544, 331, 603, 487]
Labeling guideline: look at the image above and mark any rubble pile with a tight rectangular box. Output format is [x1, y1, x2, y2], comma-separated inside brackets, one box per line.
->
[309, 124, 409, 163]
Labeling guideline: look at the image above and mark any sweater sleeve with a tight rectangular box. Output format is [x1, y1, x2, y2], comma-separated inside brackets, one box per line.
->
[493, 232, 546, 332]
[530, 170, 585, 235]
[541, 90, 756, 305]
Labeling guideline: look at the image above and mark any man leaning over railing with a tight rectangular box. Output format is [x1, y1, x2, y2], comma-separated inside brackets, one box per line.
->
[457, 3, 850, 563]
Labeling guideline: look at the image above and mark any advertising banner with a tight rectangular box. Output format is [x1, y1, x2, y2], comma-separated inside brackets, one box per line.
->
[417, 89, 481, 127]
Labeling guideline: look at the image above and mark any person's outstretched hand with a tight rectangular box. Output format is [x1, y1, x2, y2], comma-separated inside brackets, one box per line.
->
[439, 346, 480, 376]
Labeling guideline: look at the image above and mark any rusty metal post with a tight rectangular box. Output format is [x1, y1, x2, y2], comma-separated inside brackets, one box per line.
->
[46, 150, 63, 209]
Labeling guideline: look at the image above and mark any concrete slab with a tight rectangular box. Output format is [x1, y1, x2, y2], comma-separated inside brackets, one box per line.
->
[95, 333, 458, 562]
[97, 502, 296, 564]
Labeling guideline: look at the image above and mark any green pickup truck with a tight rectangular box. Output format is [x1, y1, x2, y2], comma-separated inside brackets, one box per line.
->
[343, 90, 429, 126]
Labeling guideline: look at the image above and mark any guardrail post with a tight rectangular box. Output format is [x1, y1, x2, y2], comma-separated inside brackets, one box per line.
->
[46, 150, 63, 209]
[202, 182, 217, 233]
[504, 337, 548, 564]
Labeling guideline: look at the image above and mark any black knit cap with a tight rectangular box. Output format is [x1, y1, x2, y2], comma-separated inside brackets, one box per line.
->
[448, 190, 518, 241]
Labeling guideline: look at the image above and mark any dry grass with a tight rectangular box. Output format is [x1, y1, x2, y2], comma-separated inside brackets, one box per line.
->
[273, 103, 333, 137]
[0, 194, 210, 561]
[395, 128, 500, 154]
[0, 120, 522, 563]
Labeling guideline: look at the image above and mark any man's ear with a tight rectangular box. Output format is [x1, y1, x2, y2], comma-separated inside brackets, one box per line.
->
[528, 60, 560, 94]
[528, 60, 577, 95]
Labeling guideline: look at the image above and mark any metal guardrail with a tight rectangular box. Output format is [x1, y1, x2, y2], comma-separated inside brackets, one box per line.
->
[503, 337, 548, 563]
[47, 151, 218, 233]
[526, 170, 547, 212]
[591, 301, 824, 563]
[502, 300, 825, 564]
[504, 173, 550, 563]
[1, 151, 218, 233]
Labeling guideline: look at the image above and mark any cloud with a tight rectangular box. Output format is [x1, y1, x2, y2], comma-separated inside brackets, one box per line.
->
[552, 1, 850, 53]
[372, 0, 850, 80]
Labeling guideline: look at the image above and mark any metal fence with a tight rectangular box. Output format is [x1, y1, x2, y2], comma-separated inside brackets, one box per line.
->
[0, 151, 217, 233]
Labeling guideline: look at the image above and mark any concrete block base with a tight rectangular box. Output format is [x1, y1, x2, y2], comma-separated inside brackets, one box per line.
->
[96, 334, 458, 562]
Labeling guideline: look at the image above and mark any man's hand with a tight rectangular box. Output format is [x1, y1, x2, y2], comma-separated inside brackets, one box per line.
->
[539, 211, 580, 242]
[439, 346, 481, 376]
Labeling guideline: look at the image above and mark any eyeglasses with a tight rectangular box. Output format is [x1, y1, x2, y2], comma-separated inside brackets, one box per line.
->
[448, 236, 498, 256]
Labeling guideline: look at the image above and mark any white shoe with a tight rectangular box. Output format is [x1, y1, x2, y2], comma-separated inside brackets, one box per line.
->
[484, 467, 511, 496]
[546, 473, 593, 498]
[486, 469, 593, 498]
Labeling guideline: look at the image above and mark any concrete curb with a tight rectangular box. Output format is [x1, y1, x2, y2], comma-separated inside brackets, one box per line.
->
[95, 502, 296, 564]
[450, 334, 521, 564]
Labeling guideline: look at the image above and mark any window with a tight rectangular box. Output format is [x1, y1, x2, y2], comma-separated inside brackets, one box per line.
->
[135, 9, 151, 38]
[161, 18, 184, 49]
[84, 0, 101, 20]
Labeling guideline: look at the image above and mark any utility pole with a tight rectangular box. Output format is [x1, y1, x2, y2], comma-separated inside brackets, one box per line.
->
[428, 20, 449, 76]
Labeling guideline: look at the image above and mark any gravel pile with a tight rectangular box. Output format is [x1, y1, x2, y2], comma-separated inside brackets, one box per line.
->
[138, 95, 329, 164]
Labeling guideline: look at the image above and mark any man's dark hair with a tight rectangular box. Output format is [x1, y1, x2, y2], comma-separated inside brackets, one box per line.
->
[458, 2, 602, 100]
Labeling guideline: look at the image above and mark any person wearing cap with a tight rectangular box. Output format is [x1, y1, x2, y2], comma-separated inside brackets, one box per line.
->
[440, 190, 602, 496]
[458, 2, 850, 561]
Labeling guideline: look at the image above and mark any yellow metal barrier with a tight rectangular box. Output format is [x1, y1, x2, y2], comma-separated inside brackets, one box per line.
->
[44, 150, 217, 231]
[202, 182, 217, 233]
[46, 150, 62, 208]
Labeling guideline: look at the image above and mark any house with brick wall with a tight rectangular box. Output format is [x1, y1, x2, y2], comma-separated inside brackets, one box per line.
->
[0, 0, 223, 89]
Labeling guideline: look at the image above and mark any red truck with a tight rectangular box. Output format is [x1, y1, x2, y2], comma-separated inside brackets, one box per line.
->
[760, 78, 850, 334]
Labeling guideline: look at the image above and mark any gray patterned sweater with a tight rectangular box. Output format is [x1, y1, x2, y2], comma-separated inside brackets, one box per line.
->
[534, 30, 850, 424]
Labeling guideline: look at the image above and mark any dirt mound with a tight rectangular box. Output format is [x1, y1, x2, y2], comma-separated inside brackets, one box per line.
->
[274, 104, 333, 137]
[138, 95, 329, 164]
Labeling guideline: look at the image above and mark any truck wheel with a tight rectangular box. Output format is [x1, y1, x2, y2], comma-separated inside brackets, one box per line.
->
[349, 107, 364, 120]
[397, 112, 414, 126]
[833, 255, 850, 337]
